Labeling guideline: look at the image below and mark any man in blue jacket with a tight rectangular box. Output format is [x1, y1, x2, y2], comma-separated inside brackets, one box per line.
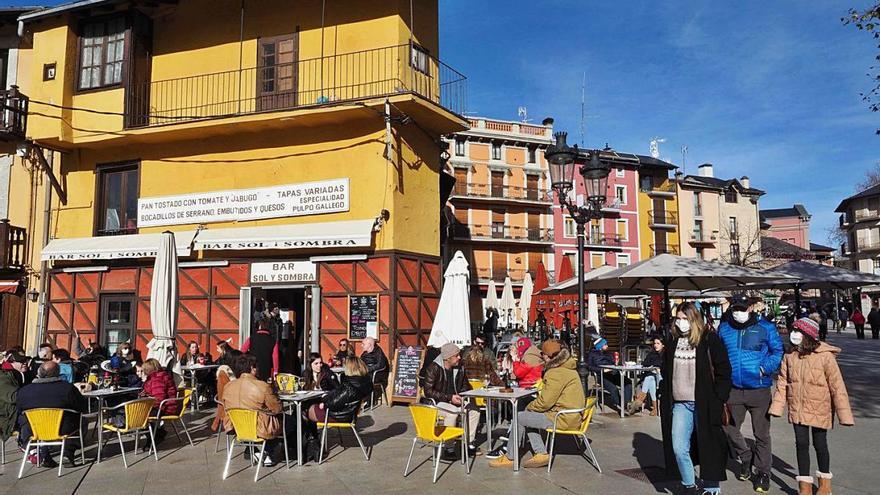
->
[718, 294, 783, 493]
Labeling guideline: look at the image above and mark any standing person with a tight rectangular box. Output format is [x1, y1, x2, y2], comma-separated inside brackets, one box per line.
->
[483, 308, 499, 350]
[660, 302, 732, 495]
[851, 307, 866, 340]
[816, 309, 828, 341]
[241, 318, 280, 381]
[769, 318, 853, 495]
[867, 305, 880, 340]
[718, 295, 784, 493]
[627, 335, 665, 416]
[836, 306, 848, 334]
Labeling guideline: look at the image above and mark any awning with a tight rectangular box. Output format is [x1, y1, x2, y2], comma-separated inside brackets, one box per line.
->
[41, 231, 197, 261]
[0, 281, 19, 294]
[193, 219, 376, 251]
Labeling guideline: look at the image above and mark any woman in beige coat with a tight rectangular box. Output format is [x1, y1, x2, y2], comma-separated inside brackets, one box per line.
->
[770, 318, 853, 495]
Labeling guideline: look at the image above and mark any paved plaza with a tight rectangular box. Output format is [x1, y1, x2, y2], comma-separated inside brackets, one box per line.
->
[0, 332, 874, 495]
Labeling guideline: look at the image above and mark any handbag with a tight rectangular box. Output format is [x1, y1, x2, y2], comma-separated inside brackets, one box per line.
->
[706, 345, 733, 426]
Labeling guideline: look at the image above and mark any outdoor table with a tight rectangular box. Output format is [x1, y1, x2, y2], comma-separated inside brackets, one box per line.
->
[599, 365, 659, 419]
[279, 390, 326, 467]
[180, 364, 220, 412]
[82, 386, 142, 462]
[461, 387, 537, 472]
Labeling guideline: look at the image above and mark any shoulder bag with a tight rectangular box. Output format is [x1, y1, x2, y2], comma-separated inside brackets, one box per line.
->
[706, 342, 732, 426]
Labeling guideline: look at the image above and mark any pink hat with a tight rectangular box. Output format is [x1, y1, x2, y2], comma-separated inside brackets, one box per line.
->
[515, 337, 533, 358]
[792, 317, 820, 340]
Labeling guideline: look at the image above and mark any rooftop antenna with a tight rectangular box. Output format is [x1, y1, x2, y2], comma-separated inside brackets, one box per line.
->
[681, 145, 689, 174]
[649, 137, 666, 159]
[580, 72, 585, 146]
[517, 106, 530, 123]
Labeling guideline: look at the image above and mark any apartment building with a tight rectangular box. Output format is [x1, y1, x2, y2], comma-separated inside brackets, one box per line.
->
[761, 204, 811, 249]
[836, 184, 880, 275]
[638, 157, 681, 259]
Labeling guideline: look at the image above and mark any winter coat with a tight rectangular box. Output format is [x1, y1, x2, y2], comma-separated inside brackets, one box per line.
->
[17, 377, 87, 440]
[221, 373, 282, 439]
[769, 343, 853, 430]
[142, 370, 181, 416]
[0, 371, 19, 441]
[462, 347, 502, 385]
[640, 350, 664, 380]
[526, 353, 585, 431]
[851, 311, 865, 325]
[303, 364, 338, 392]
[660, 332, 732, 483]
[241, 331, 279, 381]
[718, 314, 783, 389]
[322, 374, 372, 422]
[513, 345, 543, 388]
[211, 365, 234, 432]
[868, 309, 880, 331]
[587, 349, 614, 374]
[361, 347, 389, 384]
[421, 358, 472, 404]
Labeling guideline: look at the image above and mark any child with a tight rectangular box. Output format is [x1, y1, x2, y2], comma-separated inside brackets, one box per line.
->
[769, 317, 854, 495]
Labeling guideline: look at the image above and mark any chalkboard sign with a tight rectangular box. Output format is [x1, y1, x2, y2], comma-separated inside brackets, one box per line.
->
[390, 346, 425, 404]
[348, 294, 379, 341]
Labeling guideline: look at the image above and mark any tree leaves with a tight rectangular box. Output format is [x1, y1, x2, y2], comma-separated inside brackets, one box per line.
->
[843, 4, 880, 133]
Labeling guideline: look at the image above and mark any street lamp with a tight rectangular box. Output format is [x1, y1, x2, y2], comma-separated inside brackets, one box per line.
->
[546, 131, 611, 391]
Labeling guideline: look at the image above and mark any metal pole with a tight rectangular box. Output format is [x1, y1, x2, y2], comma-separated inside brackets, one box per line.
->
[576, 221, 588, 392]
[662, 279, 671, 338]
[794, 283, 802, 318]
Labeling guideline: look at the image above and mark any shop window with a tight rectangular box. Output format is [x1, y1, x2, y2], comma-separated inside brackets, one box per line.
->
[97, 162, 139, 236]
[78, 16, 126, 90]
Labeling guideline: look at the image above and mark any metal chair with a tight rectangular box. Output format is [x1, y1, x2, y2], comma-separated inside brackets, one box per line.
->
[544, 396, 601, 474]
[223, 408, 267, 482]
[101, 398, 158, 468]
[404, 404, 467, 483]
[213, 394, 232, 453]
[274, 373, 301, 394]
[1, 431, 18, 465]
[317, 400, 369, 464]
[18, 408, 84, 478]
[149, 388, 194, 446]
[366, 367, 388, 411]
[589, 371, 606, 412]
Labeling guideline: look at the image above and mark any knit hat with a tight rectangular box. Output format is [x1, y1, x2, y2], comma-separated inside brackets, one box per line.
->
[515, 337, 533, 358]
[5, 351, 28, 364]
[593, 337, 608, 350]
[440, 343, 460, 360]
[791, 317, 820, 340]
[541, 339, 562, 358]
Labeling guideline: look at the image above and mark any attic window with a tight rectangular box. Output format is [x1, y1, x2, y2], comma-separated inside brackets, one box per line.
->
[725, 189, 737, 203]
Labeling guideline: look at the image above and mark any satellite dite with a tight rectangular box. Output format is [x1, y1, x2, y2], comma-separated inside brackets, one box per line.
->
[649, 137, 666, 159]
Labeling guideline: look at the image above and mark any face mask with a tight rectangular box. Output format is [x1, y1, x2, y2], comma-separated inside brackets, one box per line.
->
[789, 331, 803, 346]
[675, 318, 691, 334]
[732, 311, 750, 324]
[121, 349, 130, 356]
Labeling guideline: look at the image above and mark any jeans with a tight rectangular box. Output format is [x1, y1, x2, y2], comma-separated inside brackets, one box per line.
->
[724, 387, 772, 474]
[602, 371, 632, 408]
[672, 402, 721, 493]
[506, 410, 553, 458]
[794, 423, 829, 476]
[641, 374, 660, 402]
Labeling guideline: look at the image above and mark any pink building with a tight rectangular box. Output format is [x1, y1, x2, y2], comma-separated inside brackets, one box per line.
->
[760, 204, 811, 250]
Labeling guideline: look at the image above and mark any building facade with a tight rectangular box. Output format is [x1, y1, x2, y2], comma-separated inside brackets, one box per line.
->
[836, 184, 880, 275]
[760, 204, 811, 250]
[637, 157, 680, 260]
[12, 0, 467, 360]
[444, 117, 554, 313]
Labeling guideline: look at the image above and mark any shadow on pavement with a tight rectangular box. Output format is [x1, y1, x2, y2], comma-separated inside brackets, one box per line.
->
[630, 431, 673, 493]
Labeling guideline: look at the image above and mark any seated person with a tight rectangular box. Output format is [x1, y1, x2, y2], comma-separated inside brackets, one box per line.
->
[359, 337, 389, 386]
[222, 353, 283, 466]
[0, 352, 27, 444]
[331, 338, 353, 367]
[140, 358, 181, 445]
[28, 344, 53, 378]
[302, 353, 338, 391]
[512, 338, 543, 388]
[115, 342, 142, 366]
[461, 335, 503, 385]
[17, 362, 87, 468]
[211, 349, 241, 435]
[626, 336, 664, 415]
[307, 356, 371, 424]
[490, 340, 585, 469]
[587, 337, 631, 410]
[421, 343, 480, 457]
[51, 348, 75, 384]
[101, 355, 143, 390]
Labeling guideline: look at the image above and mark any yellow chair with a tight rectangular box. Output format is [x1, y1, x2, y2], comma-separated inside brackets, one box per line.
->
[101, 398, 158, 468]
[149, 388, 194, 446]
[223, 408, 268, 482]
[317, 400, 369, 464]
[274, 373, 300, 394]
[404, 404, 468, 483]
[18, 408, 83, 478]
[544, 396, 601, 473]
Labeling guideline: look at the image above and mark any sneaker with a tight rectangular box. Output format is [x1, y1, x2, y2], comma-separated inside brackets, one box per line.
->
[485, 445, 508, 459]
[753, 472, 770, 493]
[62, 456, 78, 468]
[40, 456, 58, 469]
[522, 453, 550, 468]
[26, 452, 38, 466]
[467, 445, 482, 457]
[739, 461, 753, 481]
[262, 455, 275, 467]
[488, 455, 514, 468]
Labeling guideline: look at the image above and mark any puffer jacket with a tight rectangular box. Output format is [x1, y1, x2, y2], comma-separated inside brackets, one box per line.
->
[221, 373, 282, 439]
[142, 369, 181, 416]
[323, 374, 372, 422]
[421, 357, 472, 404]
[718, 314, 783, 389]
[0, 371, 19, 441]
[769, 343, 853, 430]
[526, 352, 585, 431]
[513, 345, 543, 387]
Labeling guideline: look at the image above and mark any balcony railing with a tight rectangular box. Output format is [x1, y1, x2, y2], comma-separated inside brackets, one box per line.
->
[650, 244, 680, 256]
[690, 230, 717, 243]
[584, 233, 623, 248]
[648, 210, 678, 226]
[0, 86, 28, 142]
[452, 182, 553, 202]
[475, 267, 528, 283]
[643, 181, 676, 194]
[125, 44, 467, 128]
[854, 209, 880, 221]
[857, 239, 880, 251]
[0, 219, 26, 271]
[454, 224, 554, 243]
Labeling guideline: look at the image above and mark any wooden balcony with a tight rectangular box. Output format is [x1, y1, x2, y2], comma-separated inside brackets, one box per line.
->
[0, 220, 26, 272]
[0, 86, 28, 144]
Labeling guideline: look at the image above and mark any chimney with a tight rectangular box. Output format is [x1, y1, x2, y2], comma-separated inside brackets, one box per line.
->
[740, 176, 750, 189]
[698, 163, 714, 178]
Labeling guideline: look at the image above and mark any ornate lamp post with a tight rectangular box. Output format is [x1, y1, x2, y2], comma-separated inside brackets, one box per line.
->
[546, 131, 611, 390]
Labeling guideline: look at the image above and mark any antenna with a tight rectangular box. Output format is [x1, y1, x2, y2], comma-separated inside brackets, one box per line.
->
[649, 137, 666, 159]
[517, 106, 530, 123]
[681, 145, 689, 174]
[580, 72, 586, 146]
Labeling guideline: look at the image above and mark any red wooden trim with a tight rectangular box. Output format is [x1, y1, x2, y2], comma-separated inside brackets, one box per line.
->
[356, 260, 389, 291]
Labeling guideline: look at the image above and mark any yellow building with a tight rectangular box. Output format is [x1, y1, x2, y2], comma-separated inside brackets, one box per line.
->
[9, 0, 466, 361]
[637, 160, 680, 259]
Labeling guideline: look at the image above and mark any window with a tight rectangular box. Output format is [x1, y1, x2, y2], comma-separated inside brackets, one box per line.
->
[79, 16, 126, 90]
[491, 142, 502, 160]
[617, 254, 630, 268]
[694, 220, 703, 241]
[565, 252, 578, 274]
[725, 189, 737, 203]
[694, 192, 702, 217]
[640, 175, 653, 192]
[728, 216, 738, 237]
[528, 146, 536, 164]
[615, 167, 625, 178]
[97, 163, 139, 235]
[410, 42, 429, 74]
[616, 219, 628, 242]
[455, 138, 466, 157]
[590, 252, 604, 268]
[615, 185, 627, 205]
[729, 243, 741, 263]
[564, 218, 577, 238]
[873, 259, 880, 276]
[695, 248, 704, 260]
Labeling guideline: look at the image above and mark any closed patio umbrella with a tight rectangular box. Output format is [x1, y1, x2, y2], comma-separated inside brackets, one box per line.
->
[485, 279, 499, 310]
[519, 272, 533, 327]
[429, 251, 471, 347]
[499, 276, 517, 329]
[146, 231, 179, 369]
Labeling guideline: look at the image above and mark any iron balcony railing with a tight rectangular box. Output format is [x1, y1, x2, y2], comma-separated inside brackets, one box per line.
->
[648, 210, 678, 226]
[650, 244, 680, 256]
[475, 267, 528, 283]
[0, 86, 28, 141]
[453, 223, 554, 243]
[452, 182, 553, 202]
[125, 43, 467, 128]
[0, 219, 26, 271]
[584, 233, 623, 248]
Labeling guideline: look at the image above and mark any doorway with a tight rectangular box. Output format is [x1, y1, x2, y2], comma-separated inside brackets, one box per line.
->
[246, 286, 312, 375]
[99, 294, 136, 355]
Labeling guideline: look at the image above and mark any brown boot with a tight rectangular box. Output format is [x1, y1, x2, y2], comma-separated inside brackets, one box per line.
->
[816, 471, 832, 495]
[522, 453, 550, 468]
[796, 476, 815, 495]
[626, 391, 647, 415]
[649, 400, 659, 416]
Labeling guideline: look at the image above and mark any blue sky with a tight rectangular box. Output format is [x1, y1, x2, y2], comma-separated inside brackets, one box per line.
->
[7, 1, 879, 245]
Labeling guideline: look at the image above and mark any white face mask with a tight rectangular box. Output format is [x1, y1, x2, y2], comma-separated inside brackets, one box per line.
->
[732, 311, 750, 324]
[121, 349, 130, 356]
[789, 331, 803, 346]
[675, 318, 691, 334]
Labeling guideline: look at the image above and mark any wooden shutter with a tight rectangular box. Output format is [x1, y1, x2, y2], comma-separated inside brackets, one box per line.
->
[491, 171, 504, 197]
[453, 206, 468, 224]
[125, 12, 153, 128]
[526, 174, 539, 200]
[454, 167, 468, 195]
[492, 251, 507, 280]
